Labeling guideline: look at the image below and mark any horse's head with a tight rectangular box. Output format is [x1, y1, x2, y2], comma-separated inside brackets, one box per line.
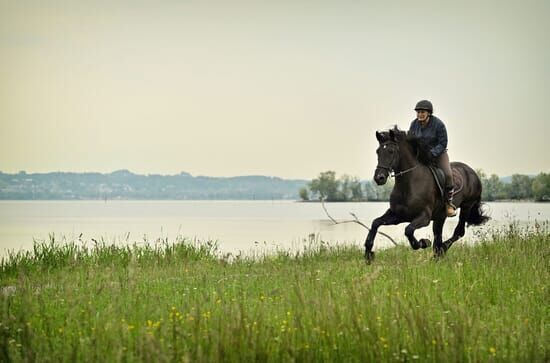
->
[374, 128, 403, 185]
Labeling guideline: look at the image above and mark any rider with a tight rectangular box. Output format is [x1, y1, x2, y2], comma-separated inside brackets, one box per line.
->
[408, 100, 456, 217]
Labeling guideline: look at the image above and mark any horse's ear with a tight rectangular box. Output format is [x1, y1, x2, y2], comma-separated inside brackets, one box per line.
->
[376, 131, 383, 143]
[389, 129, 395, 141]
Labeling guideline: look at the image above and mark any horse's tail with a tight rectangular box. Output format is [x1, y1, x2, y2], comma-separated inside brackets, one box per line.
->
[466, 199, 490, 226]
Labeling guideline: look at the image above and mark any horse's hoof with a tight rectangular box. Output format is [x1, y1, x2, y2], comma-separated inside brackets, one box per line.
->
[365, 251, 375, 264]
[433, 246, 446, 258]
[419, 239, 432, 249]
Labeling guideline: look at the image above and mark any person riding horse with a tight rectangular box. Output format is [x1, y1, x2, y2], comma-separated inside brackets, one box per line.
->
[408, 100, 456, 217]
[366, 103, 489, 261]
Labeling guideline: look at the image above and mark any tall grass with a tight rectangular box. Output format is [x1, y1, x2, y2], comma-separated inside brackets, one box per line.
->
[1, 223, 548, 362]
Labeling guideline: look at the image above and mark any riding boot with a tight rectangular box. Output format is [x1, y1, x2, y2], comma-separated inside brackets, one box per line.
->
[446, 188, 457, 217]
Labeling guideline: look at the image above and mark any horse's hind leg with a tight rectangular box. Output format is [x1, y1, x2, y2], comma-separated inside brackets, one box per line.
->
[432, 217, 446, 257]
[404, 211, 431, 250]
[443, 203, 471, 251]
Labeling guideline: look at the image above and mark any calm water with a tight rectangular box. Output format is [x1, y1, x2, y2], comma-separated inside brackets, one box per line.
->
[0, 200, 548, 256]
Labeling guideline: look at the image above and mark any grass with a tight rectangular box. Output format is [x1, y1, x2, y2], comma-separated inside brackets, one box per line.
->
[0, 223, 548, 362]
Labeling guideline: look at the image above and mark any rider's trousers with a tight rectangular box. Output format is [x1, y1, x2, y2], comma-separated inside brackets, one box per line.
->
[436, 151, 454, 191]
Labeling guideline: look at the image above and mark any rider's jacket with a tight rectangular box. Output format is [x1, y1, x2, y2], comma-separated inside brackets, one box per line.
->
[408, 115, 448, 158]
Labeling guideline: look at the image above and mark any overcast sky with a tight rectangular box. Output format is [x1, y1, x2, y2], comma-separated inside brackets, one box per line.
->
[1, 0, 548, 179]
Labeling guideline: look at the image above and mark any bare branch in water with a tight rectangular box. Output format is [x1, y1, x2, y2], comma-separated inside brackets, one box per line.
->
[320, 198, 398, 246]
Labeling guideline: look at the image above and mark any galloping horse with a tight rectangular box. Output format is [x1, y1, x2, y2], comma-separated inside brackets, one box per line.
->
[365, 127, 489, 261]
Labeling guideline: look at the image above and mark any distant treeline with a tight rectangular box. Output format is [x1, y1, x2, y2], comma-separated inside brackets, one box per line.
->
[0, 170, 306, 200]
[477, 170, 549, 202]
[299, 171, 550, 202]
[298, 171, 393, 202]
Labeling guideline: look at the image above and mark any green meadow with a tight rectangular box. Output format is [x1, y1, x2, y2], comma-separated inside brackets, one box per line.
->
[1, 223, 548, 362]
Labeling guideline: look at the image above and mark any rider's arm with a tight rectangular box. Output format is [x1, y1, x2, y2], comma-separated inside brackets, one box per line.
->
[430, 121, 448, 157]
[407, 120, 417, 136]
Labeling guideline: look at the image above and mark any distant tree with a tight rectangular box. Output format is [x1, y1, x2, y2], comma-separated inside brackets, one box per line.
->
[476, 169, 486, 180]
[509, 174, 533, 200]
[349, 177, 364, 201]
[304, 172, 364, 202]
[364, 181, 378, 201]
[299, 187, 310, 201]
[337, 174, 353, 201]
[532, 173, 550, 201]
[363, 179, 394, 201]
[308, 171, 340, 201]
[490, 174, 508, 200]
[481, 173, 507, 201]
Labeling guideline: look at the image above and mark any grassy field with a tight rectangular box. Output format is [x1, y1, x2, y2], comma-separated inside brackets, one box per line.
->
[1, 223, 548, 362]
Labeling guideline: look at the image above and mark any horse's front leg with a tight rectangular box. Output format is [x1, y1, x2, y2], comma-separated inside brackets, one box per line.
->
[404, 211, 432, 250]
[365, 209, 401, 262]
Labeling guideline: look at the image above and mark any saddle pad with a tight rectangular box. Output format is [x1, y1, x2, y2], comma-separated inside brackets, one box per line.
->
[451, 168, 464, 196]
[429, 166, 464, 200]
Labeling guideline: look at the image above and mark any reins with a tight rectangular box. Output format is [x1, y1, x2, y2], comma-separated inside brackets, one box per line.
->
[391, 165, 419, 178]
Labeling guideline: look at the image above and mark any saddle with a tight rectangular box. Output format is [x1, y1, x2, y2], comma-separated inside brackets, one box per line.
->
[428, 166, 463, 200]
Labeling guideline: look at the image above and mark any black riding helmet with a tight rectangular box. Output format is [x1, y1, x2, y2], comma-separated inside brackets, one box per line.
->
[414, 100, 433, 113]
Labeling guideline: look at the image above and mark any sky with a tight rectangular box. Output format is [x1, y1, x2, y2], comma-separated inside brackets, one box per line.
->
[1, 0, 548, 180]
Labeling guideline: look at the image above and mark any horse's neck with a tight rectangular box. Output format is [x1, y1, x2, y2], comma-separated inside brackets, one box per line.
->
[397, 142, 418, 171]
[392, 143, 423, 194]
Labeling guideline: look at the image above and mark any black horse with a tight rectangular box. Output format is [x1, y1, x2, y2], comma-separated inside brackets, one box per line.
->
[365, 127, 489, 261]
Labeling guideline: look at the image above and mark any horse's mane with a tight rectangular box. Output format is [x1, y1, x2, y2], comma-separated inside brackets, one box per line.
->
[387, 126, 435, 166]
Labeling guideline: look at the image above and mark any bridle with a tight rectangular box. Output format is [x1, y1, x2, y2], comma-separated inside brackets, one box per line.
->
[376, 141, 419, 178]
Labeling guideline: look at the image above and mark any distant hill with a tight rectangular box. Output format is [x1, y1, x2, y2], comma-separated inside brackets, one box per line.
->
[0, 170, 308, 200]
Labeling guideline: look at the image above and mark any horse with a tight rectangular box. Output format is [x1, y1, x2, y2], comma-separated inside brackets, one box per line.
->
[364, 127, 489, 261]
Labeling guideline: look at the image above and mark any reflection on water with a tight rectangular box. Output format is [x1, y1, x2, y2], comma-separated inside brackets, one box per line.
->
[0, 200, 548, 256]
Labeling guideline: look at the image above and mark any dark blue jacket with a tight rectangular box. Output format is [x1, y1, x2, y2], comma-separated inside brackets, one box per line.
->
[408, 115, 448, 158]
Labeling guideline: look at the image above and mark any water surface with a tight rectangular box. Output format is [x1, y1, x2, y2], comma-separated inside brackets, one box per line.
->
[0, 200, 548, 256]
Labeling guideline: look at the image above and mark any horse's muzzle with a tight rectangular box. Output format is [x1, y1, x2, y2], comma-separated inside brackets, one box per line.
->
[374, 170, 388, 185]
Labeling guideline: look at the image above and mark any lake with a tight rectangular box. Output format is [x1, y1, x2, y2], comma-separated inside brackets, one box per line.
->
[0, 200, 548, 257]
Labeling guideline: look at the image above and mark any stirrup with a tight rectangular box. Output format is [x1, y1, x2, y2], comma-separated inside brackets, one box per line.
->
[445, 187, 456, 217]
